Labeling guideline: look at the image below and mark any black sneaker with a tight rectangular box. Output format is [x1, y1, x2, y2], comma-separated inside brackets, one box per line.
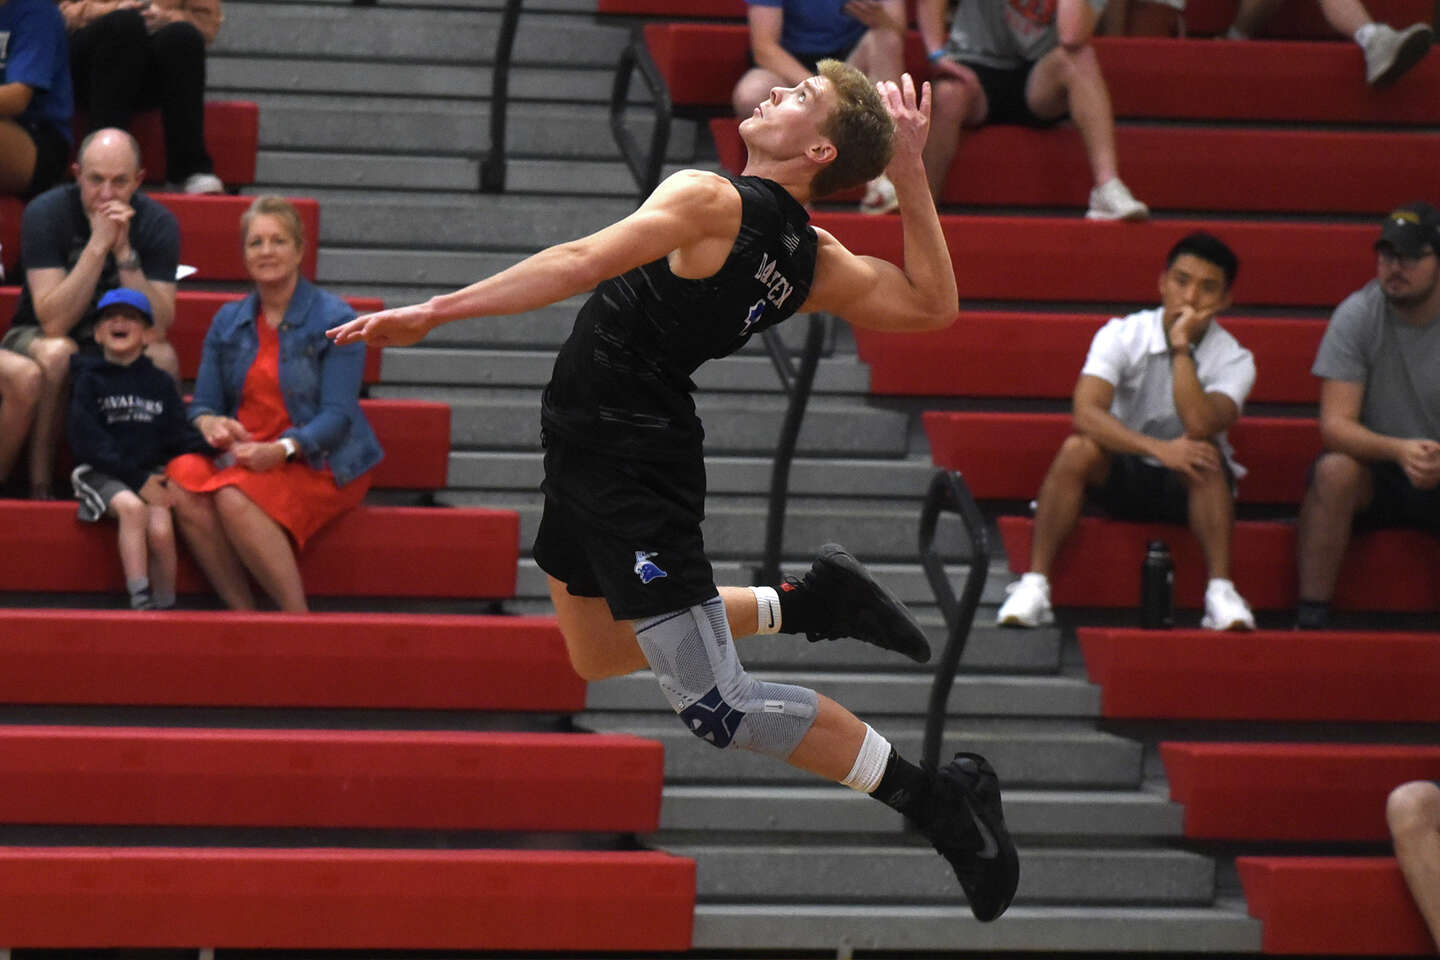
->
[784, 543, 931, 663]
[914, 752, 1019, 922]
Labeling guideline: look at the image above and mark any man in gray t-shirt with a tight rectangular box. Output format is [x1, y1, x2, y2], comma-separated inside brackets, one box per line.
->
[915, 0, 1146, 221]
[1296, 201, 1440, 629]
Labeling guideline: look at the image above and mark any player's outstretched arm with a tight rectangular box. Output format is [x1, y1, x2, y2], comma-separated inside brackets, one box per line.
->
[328, 170, 741, 347]
[800, 74, 957, 333]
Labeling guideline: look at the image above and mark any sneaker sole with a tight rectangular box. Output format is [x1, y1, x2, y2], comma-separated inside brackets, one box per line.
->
[1368, 26, 1433, 86]
[995, 612, 1052, 628]
[939, 753, 1020, 922]
[1085, 206, 1150, 222]
[818, 543, 932, 663]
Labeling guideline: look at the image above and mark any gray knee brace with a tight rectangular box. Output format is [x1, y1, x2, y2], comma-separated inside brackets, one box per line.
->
[635, 596, 818, 760]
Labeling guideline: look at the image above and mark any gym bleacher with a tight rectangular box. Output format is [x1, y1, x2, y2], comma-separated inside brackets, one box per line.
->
[0, 0, 1436, 953]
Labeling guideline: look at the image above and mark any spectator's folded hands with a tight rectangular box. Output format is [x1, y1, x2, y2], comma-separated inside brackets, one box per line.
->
[231, 441, 286, 472]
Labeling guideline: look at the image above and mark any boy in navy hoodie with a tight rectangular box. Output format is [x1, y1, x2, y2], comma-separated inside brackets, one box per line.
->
[68, 289, 212, 609]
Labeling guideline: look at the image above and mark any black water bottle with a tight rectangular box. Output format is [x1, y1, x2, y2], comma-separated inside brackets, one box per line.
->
[1140, 539, 1174, 629]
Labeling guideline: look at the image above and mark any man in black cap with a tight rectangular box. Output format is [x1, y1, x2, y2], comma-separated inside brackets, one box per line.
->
[1295, 202, 1440, 629]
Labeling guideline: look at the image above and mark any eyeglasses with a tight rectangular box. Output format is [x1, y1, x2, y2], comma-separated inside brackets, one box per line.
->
[1377, 248, 1437, 267]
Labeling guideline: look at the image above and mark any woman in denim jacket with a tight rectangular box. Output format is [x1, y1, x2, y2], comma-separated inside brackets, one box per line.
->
[167, 195, 382, 610]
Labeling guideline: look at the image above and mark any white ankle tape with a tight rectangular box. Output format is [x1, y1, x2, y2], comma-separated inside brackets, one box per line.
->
[841, 724, 891, 794]
[751, 586, 782, 635]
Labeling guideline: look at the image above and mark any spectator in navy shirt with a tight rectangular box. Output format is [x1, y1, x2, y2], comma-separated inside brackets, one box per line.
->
[68, 288, 212, 609]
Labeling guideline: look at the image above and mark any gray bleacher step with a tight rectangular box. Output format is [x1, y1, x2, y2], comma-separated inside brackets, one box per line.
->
[689, 902, 1262, 953]
[447, 451, 935, 498]
[586, 671, 1100, 718]
[213, 60, 625, 105]
[658, 785, 1182, 838]
[237, 0, 595, 12]
[381, 347, 872, 394]
[576, 715, 1140, 788]
[669, 844, 1213, 905]
[440, 491, 968, 562]
[251, 94, 696, 159]
[513, 556, 1018, 610]
[282, 191, 636, 250]
[378, 388, 911, 457]
[320, 250, 529, 291]
[253, 153, 680, 197]
[218, 4, 628, 67]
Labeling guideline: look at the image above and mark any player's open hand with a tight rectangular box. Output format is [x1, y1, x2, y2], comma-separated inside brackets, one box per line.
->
[876, 74, 931, 170]
[328, 304, 434, 348]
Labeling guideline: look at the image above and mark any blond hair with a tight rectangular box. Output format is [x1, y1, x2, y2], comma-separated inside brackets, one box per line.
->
[240, 195, 305, 250]
[811, 60, 896, 199]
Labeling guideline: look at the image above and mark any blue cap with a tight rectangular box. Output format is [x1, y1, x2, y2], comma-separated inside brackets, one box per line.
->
[95, 288, 154, 326]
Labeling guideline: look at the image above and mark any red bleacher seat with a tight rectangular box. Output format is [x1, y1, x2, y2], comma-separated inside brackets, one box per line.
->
[598, 0, 744, 15]
[925, 413, 1323, 504]
[0, 610, 583, 710]
[1, 194, 320, 282]
[0, 847, 695, 950]
[360, 398, 450, 489]
[1237, 856, 1431, 955]
[859, 313, 1324, 401]
[1184, 0, 1435, 38]
[998, 515, 1440, 611]
[0, 287, 384, 383]
[1078, 627, 1440, 721]
[0, 501, 518, 599]
[1162, 742, 1440, 841]
[1098, 37, 1440, 124]
[652, 25, 1440, 124]
[0, 726, 662, 831]
[72, 101, 260, 187]
[711, 117, 1439, 214]
[812, 214, 1375, 307]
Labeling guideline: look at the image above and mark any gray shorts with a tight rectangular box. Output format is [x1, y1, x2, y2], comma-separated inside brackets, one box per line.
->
[71, 465, 131, 523]
[0, 326, 39, 357]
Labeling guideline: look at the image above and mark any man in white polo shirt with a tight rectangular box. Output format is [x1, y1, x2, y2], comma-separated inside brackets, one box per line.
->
[996, 232, 1257, 631]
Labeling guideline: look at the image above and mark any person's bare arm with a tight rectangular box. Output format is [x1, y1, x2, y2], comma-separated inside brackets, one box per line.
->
[1072, 373, 1221, 481]
[748, 5, 814, 86]
[0, 83, 34, 118]
[1057, 0, 1101, 49]
[329, 169, 740, 347]
[1166, 309, 1240, 439]
[1317, 377, 1421, 466]
[801, 76, 956, 332]
[148, 0, 223, 43]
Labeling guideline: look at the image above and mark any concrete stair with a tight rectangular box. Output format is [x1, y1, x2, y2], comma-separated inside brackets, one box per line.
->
[199, 0, 1268, 950]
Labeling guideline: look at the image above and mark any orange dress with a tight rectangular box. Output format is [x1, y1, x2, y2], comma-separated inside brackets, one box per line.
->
[168, 317, 370, 549]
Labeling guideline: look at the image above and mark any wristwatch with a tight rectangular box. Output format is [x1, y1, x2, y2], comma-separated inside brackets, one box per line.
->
[278, 437, 299, 461]
[115, 252, 142, 271]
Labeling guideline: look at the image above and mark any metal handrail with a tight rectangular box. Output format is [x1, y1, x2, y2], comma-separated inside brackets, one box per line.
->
[480, 0, 524, 193]
[754, 316, 828, 587]
[917, 470, 990, 774]
[610, 26, 672, 202]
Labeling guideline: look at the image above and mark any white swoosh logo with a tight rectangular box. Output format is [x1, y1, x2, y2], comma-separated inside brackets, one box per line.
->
[964, 795, 999, 859]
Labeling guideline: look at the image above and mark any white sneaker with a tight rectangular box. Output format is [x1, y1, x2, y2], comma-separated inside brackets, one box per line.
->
[859, 174, 899, 215]
[182, 172, 226, 195]
[1085, 177, 1149, 222]
[1362, 23, 1433, 86]
[995, 573, 1054, 628]
[1201, 579, 1255, 631]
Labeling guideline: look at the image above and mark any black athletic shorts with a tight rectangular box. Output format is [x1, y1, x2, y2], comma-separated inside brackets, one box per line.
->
[17, 117, 70, 199]
[1356, 460, 1440, 534]
[1092, 452, 1235, 525]
[747, 45, 860, 75]
[961, 59, 1059, 128]
[532, 431, 718, 620]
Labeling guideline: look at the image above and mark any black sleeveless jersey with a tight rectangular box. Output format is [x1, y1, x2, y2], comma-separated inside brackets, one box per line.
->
[540, 175, 819, 461]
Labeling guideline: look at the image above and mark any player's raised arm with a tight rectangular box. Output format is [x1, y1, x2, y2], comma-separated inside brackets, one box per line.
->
[800, 74, 958, 332]
[328, 169, 742, 346]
